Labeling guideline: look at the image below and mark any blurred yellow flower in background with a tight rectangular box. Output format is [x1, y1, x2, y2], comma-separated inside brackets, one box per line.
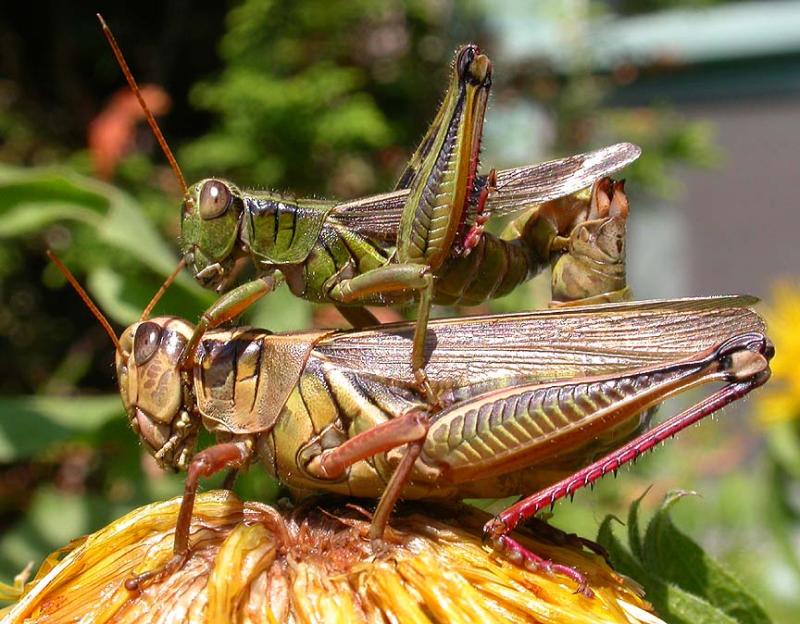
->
[1, 491, 663, 624]
[757, 282, 800, 425]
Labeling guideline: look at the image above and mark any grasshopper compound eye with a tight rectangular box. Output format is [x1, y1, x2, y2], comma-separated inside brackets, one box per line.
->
[134, 321, 163, 366]
[199, 179, 233, 220]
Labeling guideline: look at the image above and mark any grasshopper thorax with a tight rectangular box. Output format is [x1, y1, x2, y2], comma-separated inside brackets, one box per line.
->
[117, 316, 200, 471]
[181, 178, 245, 291]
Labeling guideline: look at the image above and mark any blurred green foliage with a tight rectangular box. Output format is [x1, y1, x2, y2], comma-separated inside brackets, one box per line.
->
[0, 1, 796, 621]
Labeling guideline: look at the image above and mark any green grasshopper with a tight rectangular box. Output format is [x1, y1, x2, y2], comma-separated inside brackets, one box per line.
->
[51, 228, 771, 595]
[99, 17, 640, 396]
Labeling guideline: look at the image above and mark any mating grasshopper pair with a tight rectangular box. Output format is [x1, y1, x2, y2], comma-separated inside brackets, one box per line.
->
[85, 18, 774, 594]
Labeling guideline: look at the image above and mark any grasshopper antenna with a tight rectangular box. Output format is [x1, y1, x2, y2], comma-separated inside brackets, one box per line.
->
[140, 257, 187, 321]
[97, 13, 188, 196]
[46, 250, 123, 355]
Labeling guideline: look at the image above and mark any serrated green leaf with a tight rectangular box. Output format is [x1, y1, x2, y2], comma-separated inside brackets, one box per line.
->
[599, 513, 741, 623]
[643, 492, 772, 624]
[627, 486, 652, 562]
[0, 396, 121, 461]
[597, 514, 653, 587]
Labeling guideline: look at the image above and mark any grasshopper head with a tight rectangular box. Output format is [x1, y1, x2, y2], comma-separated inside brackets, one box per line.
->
[181, 178, 244, 291]
[116, 317, 200, 471]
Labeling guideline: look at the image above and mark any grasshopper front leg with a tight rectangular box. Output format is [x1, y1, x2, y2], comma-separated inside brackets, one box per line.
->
[124, 439, 290, 592]
[179, 274, 280, 369]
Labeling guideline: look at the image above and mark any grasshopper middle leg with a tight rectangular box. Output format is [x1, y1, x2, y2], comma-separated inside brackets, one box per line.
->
[304, 408, 432, 539]
[328, 265, 438, 402]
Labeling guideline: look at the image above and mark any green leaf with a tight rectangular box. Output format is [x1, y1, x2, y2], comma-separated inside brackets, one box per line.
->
[0, 487, 134, 583]
[627, 485, 652, 562]
[599, 512, 741, 624]
[647, 583, 742, 624]
[599, 490, 774, 624]
[0, 395, 122, 461]
[0, 165, 210, 325]
[597, 514, 652, 585]
[643, 492, 772, 624]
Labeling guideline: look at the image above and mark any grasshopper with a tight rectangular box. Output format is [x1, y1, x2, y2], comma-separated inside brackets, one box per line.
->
[50, 250, 771, 595]
[99, 16, 640, 395]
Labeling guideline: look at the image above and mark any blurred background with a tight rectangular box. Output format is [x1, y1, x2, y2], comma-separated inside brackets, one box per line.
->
[0, 0, 798, 620]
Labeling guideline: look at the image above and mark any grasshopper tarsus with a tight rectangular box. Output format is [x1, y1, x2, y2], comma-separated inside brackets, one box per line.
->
[492, 534, 594, 597]
[124, 550, 189, 594]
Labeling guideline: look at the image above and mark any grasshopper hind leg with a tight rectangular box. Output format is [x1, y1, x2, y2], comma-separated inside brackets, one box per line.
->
[368, 439, 424, 542]
[303, 409, 432, 540]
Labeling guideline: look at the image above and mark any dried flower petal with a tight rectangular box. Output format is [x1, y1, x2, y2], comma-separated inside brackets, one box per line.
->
[3, 491, 663, 624]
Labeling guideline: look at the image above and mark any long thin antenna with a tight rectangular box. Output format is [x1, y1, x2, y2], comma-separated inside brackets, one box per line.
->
[97, 13, 188, 195]
[140, 257, 187, 321]
[47, 251, 122, 354]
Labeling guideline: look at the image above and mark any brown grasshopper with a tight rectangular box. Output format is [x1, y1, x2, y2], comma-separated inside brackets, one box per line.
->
[50, 251, 771, 595]
[98, 16, 640, 396]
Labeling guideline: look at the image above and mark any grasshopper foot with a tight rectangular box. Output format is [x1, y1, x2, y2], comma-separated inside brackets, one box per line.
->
[124, 549, 189, 594]
[461, 214, 489, 256]
[487, 532, 593, 598]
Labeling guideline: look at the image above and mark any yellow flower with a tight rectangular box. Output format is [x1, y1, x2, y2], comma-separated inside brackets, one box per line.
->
[757, 282, 800, 424]
[2, 491, 662, 624]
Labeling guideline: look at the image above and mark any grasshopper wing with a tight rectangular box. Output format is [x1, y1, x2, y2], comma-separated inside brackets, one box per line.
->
[311, 296, 764, 392]
[485, 142, 641, 218]
[329, 143, 641, 242]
